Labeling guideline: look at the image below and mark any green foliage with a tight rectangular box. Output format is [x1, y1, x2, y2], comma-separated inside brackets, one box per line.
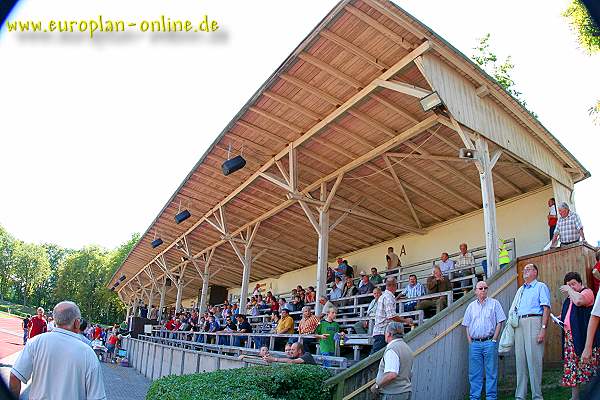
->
[145, 364, 333, 400]
[0, 226, 16, 301]
[12, 241, 51, 306]
[563, 0, 600, 55]
[0, 223, 138, 324]
[471, 34, 538, 118]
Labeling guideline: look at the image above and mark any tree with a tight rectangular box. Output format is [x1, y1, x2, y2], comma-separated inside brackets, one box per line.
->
[563, 0, 600, 54]
[12, 241, 51, 306]
[0, 225, 138, 324]
[0, 225, 16, 301]
[30, 244, 71, 309]
[562, 1, 600, 123]
[471, 33, 538, 118]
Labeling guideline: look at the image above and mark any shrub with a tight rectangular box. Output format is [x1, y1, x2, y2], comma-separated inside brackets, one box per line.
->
[146, 364, 333, 400]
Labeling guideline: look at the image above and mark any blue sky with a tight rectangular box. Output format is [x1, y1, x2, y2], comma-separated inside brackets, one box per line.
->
[0, 0, 598, 249]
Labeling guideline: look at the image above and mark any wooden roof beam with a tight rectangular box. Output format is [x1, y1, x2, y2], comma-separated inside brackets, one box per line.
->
[262, 91, 322, 121]
[375, 79, 431, 98]
[298, 52, 364, 89]
[360, 0, 427, 41]
[383, 155, 421, 228]
[118, 41, 433, 291]
[319, 29, 389, 71]
[372, 94, 484, 195]
[345, 4, 413, 51]
[387, 155, 480, 209]
[280, 73, 342, 106]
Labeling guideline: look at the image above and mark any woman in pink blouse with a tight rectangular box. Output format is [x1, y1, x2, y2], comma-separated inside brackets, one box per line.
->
[559, 271, 600, 400]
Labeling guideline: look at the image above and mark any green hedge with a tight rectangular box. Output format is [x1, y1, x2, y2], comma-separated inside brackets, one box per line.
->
[0, 305, 30, 319]
[146, 364, 333, 400]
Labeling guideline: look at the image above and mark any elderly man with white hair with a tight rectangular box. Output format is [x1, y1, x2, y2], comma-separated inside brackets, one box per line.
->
[10, 301, 106, 400]
[370, 321, 414, 400]
[551, 202, 585, 247]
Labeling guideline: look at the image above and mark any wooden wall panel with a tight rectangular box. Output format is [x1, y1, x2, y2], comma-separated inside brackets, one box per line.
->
[516, 243, 597, 365]
[420, 54, 573, 189]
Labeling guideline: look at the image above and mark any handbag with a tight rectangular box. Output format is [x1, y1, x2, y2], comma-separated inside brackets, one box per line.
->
[498, 286, 524, 353]
[509, 286, 524, 328]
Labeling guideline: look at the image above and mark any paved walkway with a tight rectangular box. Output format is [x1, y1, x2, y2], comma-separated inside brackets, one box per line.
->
[102, 362, 151, 400]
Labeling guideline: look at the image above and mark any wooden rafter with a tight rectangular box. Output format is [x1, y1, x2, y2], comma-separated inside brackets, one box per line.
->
[383, 155, 421, 228]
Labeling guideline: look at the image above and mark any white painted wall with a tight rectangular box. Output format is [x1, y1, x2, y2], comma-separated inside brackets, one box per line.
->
[215, 186, 553, 301]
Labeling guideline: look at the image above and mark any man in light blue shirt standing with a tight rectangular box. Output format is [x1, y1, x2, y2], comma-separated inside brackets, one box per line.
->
[513, 263, 551, 400]
[462, 281, 506, 400]
[439, 252, 455, 278]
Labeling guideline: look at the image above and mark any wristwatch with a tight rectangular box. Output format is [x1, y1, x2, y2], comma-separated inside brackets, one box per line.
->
[541, 324, 547, 329]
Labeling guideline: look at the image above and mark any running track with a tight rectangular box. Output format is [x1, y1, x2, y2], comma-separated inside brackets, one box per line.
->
[0, 313, 24, 360]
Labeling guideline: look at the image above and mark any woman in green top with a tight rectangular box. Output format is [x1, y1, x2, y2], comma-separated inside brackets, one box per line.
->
[315, 309, 343, 367]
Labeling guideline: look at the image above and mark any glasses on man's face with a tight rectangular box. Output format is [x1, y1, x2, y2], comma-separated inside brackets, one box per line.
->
[477, 287, 489, 290]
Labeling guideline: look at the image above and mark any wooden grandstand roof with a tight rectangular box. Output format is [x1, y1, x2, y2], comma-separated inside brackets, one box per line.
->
[112, 0, 588, 304]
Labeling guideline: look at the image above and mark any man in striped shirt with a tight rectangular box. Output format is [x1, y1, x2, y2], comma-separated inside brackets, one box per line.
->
[551, 202, 585, 247]
[397, 274, 426, 311]
[371, 277, 413, 354]
[462, 280, 506, 400]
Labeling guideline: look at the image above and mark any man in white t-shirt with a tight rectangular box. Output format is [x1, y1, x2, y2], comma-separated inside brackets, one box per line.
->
[10, 301, 106, 400]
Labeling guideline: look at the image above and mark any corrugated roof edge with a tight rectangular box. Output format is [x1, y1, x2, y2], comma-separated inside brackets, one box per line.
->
[384, 0, 590, 182]
[108, 0, 353, 289]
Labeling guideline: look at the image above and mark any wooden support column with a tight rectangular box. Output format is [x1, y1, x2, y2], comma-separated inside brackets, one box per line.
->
[148, 288, 155, 309]
[125, 300, 132, 320]
[199, 262, 210, 313]
[239, 241, 253, 312]
[174, 281, 183, 313]
[213, 205, 261, 312]
[315, 208, 330, 316]
[158, 277, 166, 321]
[474, 135, 499, 277]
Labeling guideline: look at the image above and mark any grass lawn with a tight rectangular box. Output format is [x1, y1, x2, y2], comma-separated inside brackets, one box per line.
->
[0, 300, 38, 318]
[497, 367, 571, 400]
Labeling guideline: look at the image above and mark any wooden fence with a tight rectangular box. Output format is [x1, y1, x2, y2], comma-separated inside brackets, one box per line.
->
[516, 242, 598, 365]
[325, 262, 519, 400]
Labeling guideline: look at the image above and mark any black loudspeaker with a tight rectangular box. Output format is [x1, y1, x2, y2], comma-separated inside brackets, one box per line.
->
[208, 285, 228, 305]
[151, 238, 163, 248]
[175, 209, 191, 224]
[221, 155, 246, 176]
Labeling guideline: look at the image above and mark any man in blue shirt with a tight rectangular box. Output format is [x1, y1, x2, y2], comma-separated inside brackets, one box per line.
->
[398, 274, 427, 312]
[513, 263, 550, 400]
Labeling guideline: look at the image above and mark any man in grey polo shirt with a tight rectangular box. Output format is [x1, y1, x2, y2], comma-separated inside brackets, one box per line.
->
[10, 301, 106, 400]
[371, 322, 414, 400]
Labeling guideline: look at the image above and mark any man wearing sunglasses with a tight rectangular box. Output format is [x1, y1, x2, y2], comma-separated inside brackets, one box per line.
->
[462, 281, 506, 400]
